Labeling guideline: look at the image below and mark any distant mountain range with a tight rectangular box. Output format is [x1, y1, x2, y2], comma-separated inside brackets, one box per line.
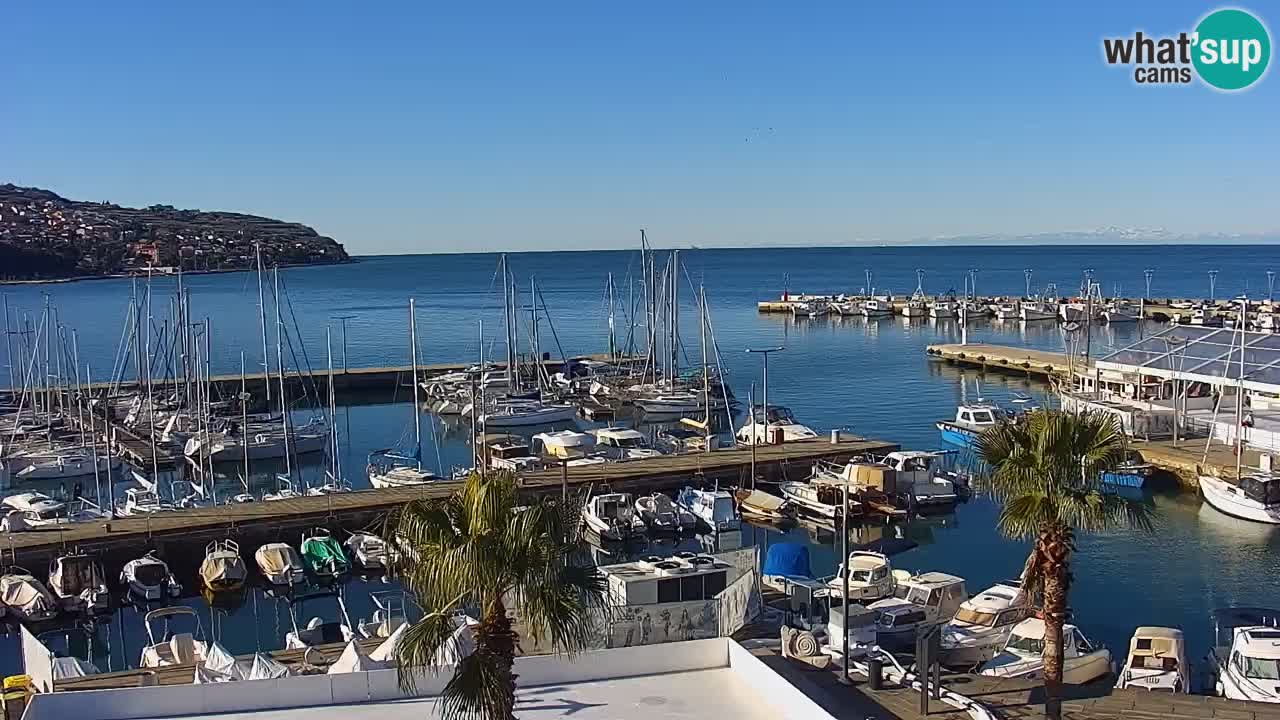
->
[909, 227, 1279, 246]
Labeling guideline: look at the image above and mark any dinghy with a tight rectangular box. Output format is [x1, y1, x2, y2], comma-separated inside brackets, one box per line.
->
[346, 532, 389, 570]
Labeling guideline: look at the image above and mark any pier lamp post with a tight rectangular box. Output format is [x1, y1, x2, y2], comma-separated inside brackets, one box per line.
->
[1208, 270, 1219, 304]
[968, 268, 979, 300]
[838, 470, 852, 686]
[1024, 269, 1033, 299]
[1144, 269, 1155, 300]
[745, 347, 784, 447]
[331, 315, 356, 373]
[1268, 270, 1275, 303]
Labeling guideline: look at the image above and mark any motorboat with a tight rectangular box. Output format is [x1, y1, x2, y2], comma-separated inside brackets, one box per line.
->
[1, 492, 108, 527]
[940, 581, 1029, 667]
[936, 403, 1004, 449]
[1257, 312, 1280, 333]
[582, 493, 645, 541]
[285, 590, 355, 650]
[791, 300, 831, 319]
[632, 392, 703, 415]
[779, 480, 856, 519]
[346, 532, 389, 570]
[861, 298, 894, 317]
[301, 528, 350, 578]
[592, 427, 663, 460]
[822, 551, 894, 602]
[634, 493, 695, 533]
[881, 451, 959, 506]
[199, 539, 247, 592]
[183, 419, 328, 462]
[1115, 626, 1189, 693]
[140, 606, 208, 668]
[734, 488, 790, 521]
[9, 449, 119, 482]
[868, 571, 967, 645]
[1059, 301, 1097, 323]
[367, 449, 441, 488]
[466, 399, 577, 428]
[979, 618, 1111, 683]
[735, 405, 818, 445]
[1190, 306, 1223, 327]
[531, 430, 599, 462]
[867, 600, 931, 647]
[1199, 472, 1280, 524]
[0, 567, 58, 622]
[120, 551, 181, 601]
[1101, 461, 1155, 488]
[928, 300, 957, 319]
[676, 486, 740, 532]
[1103, 300, 1141, 323]
[118, 487, 177, 515]
[1019, 299, 1057, 321]
[254, 542, 305, 586]
[356, 591, 411, 640]
[482, 433, 542, 472]
[994, 301, 1021, 321]
[47, 553, 110, 613]
[1209, 607, 1280, 702]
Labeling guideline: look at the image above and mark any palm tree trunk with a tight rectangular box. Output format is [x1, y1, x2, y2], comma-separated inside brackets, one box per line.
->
[478, 595, 520, 720]
[1038, 522, 1072, 720]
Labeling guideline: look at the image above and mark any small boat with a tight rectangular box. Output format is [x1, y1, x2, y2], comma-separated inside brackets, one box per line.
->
[882, 451, 959, 506]
[1209, 607, 1280, 702]
[1101, 461, 1154, 488]
[936, 403, 1005, 449]
[285, 590, 355, 650]
[634, 493, 695, 533]
[822, 551, 894, 602]
[48, 553, 110, 613]
[199, 539, 247, 592]
[676, 486, 740, 532]
[1199, 472, 1280, 524]
[118, 487, 176, 516]
[9, 449, 119, 482]
[531, 430, 599, 462]
[1190, 306, 1223, 327]
[1, 492, 108, 527]
[632, 392, 703, 415]
[994, 301, 1021, 321]
[928, 300, 957, 319]
[861, 298, 894, 317]
[346, 532, 389, 571]
[761, 542, 813, 593]
[120, 551, 181, 601]
[583, 493, 645, 541]
[940, 581, 1029, 667]
[736, 404, 819, 445]
[735, 488, 790, 521]
[367, 450, 441, 488]
[592, 427, 663, 460]
[1115, 626, 1189, 693]
[779, 480, 855, 519]
[254, 542, 305, 586]
[467, 399, 577, 428]
[1019, 299, 1057, 321]
[868, 571, 967, 646]
[1103, 300, 1140, 323]
[0, 566, 59, 622]
[140, 606, 208, 668]
[980, 618, 1111, 683]
[301, 528, 350, 578]
[901, 297, 927, 318]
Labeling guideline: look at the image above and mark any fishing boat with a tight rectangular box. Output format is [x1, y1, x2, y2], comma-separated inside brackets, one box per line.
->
[346, 532, 389, 570]
[301, 528, 350, 578]
[0, 567, 58, 622]
[1209, 607, 1280, 702]
[47, 553, 110, 613]
[1101, 460, 1154, 488]
[928, 299, 957, 319]
[120, 551, 181, 601]
[779, 480, 855, 519]
[861, 298, 894, 317]
[582, 493, 645, 541]
[994, 301, 1021, 321]
[1019, 298, 1057, 321]
[822, 551, 894, 602]
[736, 405, 819, 445]
[140, 607, 208, 668]
[199, 539, 247, 592]
[940, 581, 1030, 667]
[634, 493, 695, 533]
[285, 589, 355, 650]
[676, 486, 740, 532]
[734, 488, 790, 521]
[1199, 472, 1280, 524]
[936, 403, 1005, 448]
[901, 296, 927, 318]
[1115, 626, 1190, 693]
[254, 542, 305, 586]
[980, 618, 1111, 683]
[1103, 300, 1141, 323]
[592, 427, 663, 460]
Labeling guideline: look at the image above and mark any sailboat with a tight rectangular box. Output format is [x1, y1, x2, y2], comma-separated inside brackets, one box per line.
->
[368, 299, 440, 488]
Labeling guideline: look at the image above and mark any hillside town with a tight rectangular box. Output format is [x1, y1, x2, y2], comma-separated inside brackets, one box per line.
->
[0, 184, 350, 280]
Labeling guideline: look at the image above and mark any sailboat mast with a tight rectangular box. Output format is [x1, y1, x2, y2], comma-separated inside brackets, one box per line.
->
[1, 294, 11, 395]
[700, 284, 709, 423]
[671, 250, 679, 381]
[607, 272, 617, 360]
[409, 298, 422, 469]
[256, 244, 271, 405]
[327, 325, 339, 480]
[273, 267, 292, 479]
[501, 254, 516, 393]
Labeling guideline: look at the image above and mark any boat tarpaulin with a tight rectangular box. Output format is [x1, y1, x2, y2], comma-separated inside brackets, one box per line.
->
[203, 642, 249, 680]
[762, 543, 811, 580]
[51, 657, 98, 680]
[739, 490, 785, 514]
[0, 574, 53, 615]
[248, 653, 290, 680]
[328, 640, 384, 674]
[255, 544, 300, 578]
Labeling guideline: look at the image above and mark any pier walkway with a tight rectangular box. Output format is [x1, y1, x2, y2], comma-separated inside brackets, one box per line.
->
[926, 343, 1084, 380]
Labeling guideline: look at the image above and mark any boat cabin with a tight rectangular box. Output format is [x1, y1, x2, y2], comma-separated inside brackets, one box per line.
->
[599, 552, 736, 606]
[873, 601, 929, 634]
[751, 405, 799, 426]
[1, 493, 67, 525]
[1005, 618, 1095, 658]
[889, 571, 967, 621]
[1239, 474, 1280, 506]
[1119, 626, 1188, 692]
[593, 427, 660, 459]
[951, 583, 1027, 630]
[954, 404, 1002, 430]
[531, 431, 597, 461]
[481, 433, 538, 471]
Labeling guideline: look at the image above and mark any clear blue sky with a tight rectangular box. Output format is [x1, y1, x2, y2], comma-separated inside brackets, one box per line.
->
[5, 1, 1277, 253]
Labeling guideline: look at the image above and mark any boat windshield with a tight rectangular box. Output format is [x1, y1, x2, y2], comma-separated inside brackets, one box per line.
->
[1007, 634, 1045, 654]
[613, 436, 645, 449]
[36, 506, 68, 521]
[765, 407, 796, 424]
[1132, 655, 1178, 671]
[1244, 656, 1280, 680]
[849, 568, 873, 583]
[134, 564, 167, 586]
[954, 607, 997, 627]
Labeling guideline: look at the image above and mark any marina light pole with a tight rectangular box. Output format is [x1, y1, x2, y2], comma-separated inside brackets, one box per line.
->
[331, 315, 355, 373]
[1144, 268, 1155, 300]
[1209, 270, 1219, 303]
[745, 346, 784, 446]
[838, 469, 852, 685]
[1024, 269, 1033, 299]
[1268, 270, 1275, 303]
[968, 268, 979, 300]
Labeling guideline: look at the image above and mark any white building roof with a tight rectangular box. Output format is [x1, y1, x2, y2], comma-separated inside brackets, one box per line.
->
[1099, 324, 1280, 393]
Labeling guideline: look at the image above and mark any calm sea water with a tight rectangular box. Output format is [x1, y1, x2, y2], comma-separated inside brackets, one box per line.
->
[2, 244, 1279, 676]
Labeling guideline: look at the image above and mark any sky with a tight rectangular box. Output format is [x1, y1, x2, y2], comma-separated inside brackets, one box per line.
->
[4, 1, 1278, 254]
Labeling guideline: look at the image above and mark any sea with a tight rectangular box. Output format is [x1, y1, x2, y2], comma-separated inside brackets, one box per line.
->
[2, 244, 1279, 679]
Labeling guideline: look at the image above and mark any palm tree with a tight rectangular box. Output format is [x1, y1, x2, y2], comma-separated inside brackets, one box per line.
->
[976, 409, 1151, 720]
[382, 470, 605, 720]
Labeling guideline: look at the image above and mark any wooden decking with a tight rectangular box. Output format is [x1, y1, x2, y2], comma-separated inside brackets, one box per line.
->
[926, 343, 1084, 380]
[6, 436, 896, 564]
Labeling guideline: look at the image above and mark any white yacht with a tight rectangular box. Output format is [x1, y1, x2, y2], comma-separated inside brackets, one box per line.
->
[592, 427, 663, 460]
[736, 405, 818, 445]
[1116, 626, 1190, 693]
[980, 618, 1112, 684]
[140, 607, 208, 668]
[120, 551, 181, 601]
[48, 554, 110, 613]
[583, 492, 645, 541]
[940, 581, 1029, 667]
[868, 571, 967, 646]
[634, 493, 695, 533]
[367, 450, 441, 488]
[881, 451, 959, 506]
[676, 486, 740, 532]
[0, 567, 59, 622]
[822, 551, 894, 602]
[254, 542, 305, 586]
[1210, 608, 1280, 703]
[1199, 472, 1280, 524]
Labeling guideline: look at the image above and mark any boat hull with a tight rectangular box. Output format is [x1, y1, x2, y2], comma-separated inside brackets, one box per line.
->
[936, 422, 978, 449]
[1101, 470, 1147, 488]
[480, 406, 577, 427]
[1200, 475, 1280, 524]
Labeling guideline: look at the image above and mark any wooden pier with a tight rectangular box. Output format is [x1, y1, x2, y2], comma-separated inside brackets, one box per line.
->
[925, 343, 1084, 380]
[3, 436, 897, 566]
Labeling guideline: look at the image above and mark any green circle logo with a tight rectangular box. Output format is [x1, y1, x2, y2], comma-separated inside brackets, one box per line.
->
[1193, 8, 1271, 90]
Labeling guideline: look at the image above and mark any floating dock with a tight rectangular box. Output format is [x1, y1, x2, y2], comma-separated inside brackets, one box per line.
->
[4, 436, 897, 566]
[925, 343, 1085, 380]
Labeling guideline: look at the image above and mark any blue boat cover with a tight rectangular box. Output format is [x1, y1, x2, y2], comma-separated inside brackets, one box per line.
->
[762, 542, 812, 579]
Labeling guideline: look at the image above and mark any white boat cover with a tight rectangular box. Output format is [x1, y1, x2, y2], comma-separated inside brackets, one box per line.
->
[368, 622, 407, 664]
[255, 543, 300, 577]
[248, 652, 291, 680]
[423, 617, 479, 667]
[203, 642, 249, 680]
[327, 639, 384, 674]
[51, 657, 99, 680]
[0, 574, 53, 615]
[200, 552, 246, 586]
[739, 490, 785, 513]
[193, 664, 234, 684]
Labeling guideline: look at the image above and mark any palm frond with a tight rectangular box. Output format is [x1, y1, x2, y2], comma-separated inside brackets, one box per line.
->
[394, 610, 466, 692]
[438, 648, 517, 720]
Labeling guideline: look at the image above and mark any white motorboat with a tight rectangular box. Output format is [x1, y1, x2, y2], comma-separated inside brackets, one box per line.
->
[861, 298, 894, 317]
[868, 571, 967, 645]
[1210, 607, 1280, 702]
[1190, 305, 1223, 327]
[736, 405, 819, 445]
[940, 581, 1029, 667]
[0, 567, 59, 622]
[9, 450, 119, 482]
[632, 392, 703, 415]
[881, 451, 959, 506]
[634, 493, 695, 533]
[928, 300, 957, 319]
[466, 399, 577, 428]
[1199, 473, 1280, 524]
[676, 486, 740, 532]
[779, 480, 855, 519]
[592, 427, 663, 460]
[822, 551, 894, 602]
[1115, 626, 1189, 693]
[118, 487, 177, 515]
[1, 492, 108, 528]
[140, 606, 208, 668]
[285, 590, 356, 650]
[531, 430, 598, 462]
[994, 301, 1021, 321]
[367, 449, 441, 488]
[583, 493, 645, 541]
[346, 532, 389, 570]
[1019, 299, 1057, 321]
[936, 403, 1005, 449]
[48, 553, 110, 613]
[199, 539, 247, 593]
[120, 551, 181, 601]
[254, 542, 305, 586]
[980, 618, 1112, 684]
[1103, 300, 1140, 323]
